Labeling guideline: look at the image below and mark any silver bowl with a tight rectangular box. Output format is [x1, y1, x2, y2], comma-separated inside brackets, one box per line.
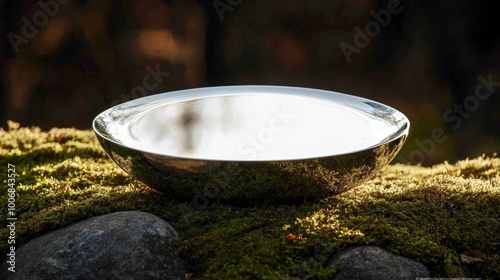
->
[93, 86, 409, 205]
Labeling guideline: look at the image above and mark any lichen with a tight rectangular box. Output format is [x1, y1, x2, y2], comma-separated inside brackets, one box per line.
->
[0, 122, 499, 279]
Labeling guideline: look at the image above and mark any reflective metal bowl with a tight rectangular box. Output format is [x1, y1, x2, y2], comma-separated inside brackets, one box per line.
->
[93, 86, 409, 205]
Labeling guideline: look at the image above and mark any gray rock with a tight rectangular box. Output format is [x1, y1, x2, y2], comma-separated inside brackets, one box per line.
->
[328, 246, 430, 280]
[1, 211, 184, 280]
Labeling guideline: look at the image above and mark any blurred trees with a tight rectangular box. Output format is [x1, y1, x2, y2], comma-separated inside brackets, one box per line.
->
[1, 0, 498, 164]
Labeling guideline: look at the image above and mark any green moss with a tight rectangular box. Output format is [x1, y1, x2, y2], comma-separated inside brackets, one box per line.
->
[1, 122, 499, 279]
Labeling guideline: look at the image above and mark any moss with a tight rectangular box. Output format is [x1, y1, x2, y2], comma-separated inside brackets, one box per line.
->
[1, 122, 499, 279]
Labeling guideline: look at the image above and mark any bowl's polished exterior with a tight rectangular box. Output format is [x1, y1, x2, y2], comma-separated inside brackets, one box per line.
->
[93, 86, 409, 205]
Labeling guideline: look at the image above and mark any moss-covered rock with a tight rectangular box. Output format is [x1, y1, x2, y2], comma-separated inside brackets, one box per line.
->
[1, 122, 499, 279]
[0, 211, 183, 279]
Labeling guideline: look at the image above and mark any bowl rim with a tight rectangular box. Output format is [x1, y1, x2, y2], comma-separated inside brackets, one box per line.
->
[93, 85, 410, 162]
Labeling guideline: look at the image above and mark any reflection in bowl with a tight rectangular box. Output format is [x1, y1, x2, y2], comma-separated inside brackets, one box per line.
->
[93, 86, 409, 205]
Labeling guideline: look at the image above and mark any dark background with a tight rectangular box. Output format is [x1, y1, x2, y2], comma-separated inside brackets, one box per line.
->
[1, 0, 499, 165]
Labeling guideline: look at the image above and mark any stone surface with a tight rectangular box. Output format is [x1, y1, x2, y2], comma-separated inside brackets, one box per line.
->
[328, 246, 430, 280]
[1, 211, 184, 280]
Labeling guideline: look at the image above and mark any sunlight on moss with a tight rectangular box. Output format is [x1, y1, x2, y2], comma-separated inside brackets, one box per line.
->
[294, 211, 365, 238]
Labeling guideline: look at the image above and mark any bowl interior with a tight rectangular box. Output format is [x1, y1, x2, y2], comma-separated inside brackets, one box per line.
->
[94, 87, 409, 161]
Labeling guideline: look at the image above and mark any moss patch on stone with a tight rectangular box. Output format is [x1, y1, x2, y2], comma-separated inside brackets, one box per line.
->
[1, 122, 499, 279]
